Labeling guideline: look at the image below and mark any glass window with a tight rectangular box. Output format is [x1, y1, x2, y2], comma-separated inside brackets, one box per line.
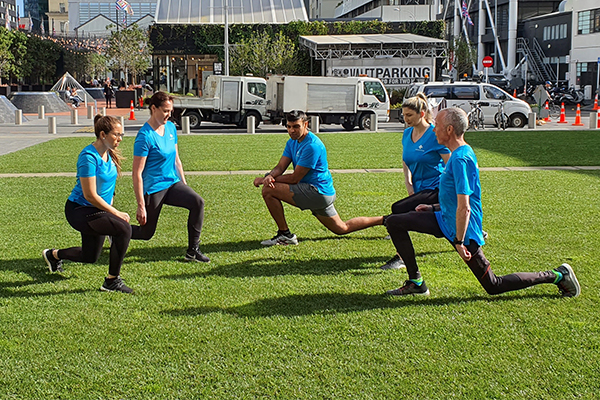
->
[578, 10, 591, 35]
[451, 86, 480, 100]
[483, 85, 507, 100]
[363, 81, 387, 103]
[247, 82, 266, 99]
[423, 86, 450, 98]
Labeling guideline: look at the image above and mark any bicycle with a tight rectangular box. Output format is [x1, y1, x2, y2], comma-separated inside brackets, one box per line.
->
[495, 101, 508, 130]
[467, 101, 485, 130]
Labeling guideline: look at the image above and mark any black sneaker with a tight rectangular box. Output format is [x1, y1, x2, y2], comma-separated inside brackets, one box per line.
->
[185, 247, 210, 263]
[555, 263, 581, 298]
[43, 249, 64, 273]
[100, 276, 133, 293]
[386, 280, 430, 296]
[380, 254, 406, 270]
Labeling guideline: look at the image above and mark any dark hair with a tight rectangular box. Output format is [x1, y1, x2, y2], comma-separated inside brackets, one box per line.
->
[93, 114, 124, 176]
[285, 110, 309, 123]
[148, 91, 174, 111]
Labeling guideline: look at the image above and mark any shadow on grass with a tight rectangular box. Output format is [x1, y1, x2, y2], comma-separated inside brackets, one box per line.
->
[162, 291, 559, 318]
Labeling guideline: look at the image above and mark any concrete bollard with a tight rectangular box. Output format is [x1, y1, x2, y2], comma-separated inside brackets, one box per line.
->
[38, 105, 45, 119]
[182, 116, 191, 134]
[119, 116, 125, 129]
[370, 113, 378, 131]
[15, 109, 23, 125]
[87, 105, 94, 119]
[101, 107, 107, 116]
[48, 116, 57, 134]
[528, 112, 537, 129]
[589, 112, 597, 129]
[246, 116, 256, 134]
[310, 116, 319, 134]
[71, 108, 78, 125]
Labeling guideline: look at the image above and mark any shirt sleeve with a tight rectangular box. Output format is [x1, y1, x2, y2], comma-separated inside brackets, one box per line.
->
[282, 139, 293, 159]
[133, 132, 150, 157]
[452, 157, 474, 196]
[77, 152, 97, 178]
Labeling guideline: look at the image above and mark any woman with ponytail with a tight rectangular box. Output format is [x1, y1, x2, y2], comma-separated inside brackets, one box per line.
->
[42, 115, 134, 293]
[380, 93, 451, 270]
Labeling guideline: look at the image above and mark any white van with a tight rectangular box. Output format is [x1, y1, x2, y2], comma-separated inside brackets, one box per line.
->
[405, 82, 531, 128]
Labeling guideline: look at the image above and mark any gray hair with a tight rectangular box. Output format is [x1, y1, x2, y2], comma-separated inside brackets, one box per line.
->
[440, 107, 468, 136]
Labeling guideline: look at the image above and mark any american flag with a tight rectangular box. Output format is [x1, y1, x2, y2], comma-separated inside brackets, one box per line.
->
[461, 0, 474, 26]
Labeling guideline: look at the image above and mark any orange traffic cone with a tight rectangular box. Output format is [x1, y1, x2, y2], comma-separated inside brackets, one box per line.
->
[597, 110, 600, 129]
[128, 100, 136, 121]
[513, 89, 517, 97]
[593, 94, 599, 111]
[572, 103, 584, 126]
[557, 102, 568, 123]
[544, 101, 551, 122]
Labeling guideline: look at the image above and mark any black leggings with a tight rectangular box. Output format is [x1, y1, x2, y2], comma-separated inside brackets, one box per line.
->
[391, 188, 439, 215]
[131, 181, 205, 250]
[385, 211, 556, 295]
[58, 200, 132, 277]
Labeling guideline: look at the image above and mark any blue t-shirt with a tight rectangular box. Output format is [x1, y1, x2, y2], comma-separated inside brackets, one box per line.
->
[402, 125, 450, 193]
[435, 144, 485, 246]
[133, 121, 180, 195]
[282, 131, 335, 196]
[68, 144, 117, 206]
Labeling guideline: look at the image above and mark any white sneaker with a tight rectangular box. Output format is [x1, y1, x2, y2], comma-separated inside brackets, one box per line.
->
[261, 233, 299, 246]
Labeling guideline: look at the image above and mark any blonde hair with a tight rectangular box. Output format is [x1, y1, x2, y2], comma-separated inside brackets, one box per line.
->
[402, 92, 433, 123]
[94, 114, 124, 176]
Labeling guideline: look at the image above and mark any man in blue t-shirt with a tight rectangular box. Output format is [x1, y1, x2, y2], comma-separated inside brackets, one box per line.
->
[384, 107, 581, 298]
[253, 110, 384, 246]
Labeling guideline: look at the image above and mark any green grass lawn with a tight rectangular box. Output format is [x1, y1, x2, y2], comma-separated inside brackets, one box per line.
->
[0, 132, 599, 399]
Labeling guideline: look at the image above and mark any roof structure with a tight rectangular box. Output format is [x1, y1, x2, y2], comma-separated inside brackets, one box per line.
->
[154, 0, 308, 24]
[299, 33, 448, 60]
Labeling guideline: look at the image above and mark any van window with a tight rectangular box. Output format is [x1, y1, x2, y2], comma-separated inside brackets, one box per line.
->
[423, 86, 450, 98]
[483, 85, 508, 100]
[452, 86, 480, 100]
[364, 81, 387, 102]
[247, 82, 266, 99]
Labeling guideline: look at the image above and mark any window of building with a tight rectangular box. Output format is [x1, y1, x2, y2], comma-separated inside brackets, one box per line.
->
[60, 3, 65, 12]
[578, 8, 600, 35]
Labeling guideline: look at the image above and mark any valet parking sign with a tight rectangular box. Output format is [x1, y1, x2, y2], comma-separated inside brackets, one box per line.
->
[328, 65, 433, 86]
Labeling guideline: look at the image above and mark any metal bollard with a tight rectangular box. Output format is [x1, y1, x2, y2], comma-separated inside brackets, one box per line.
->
[246, 116, 255, 134]
[182, 116, 190, 134]
[101, 107, 107, 116]
[15, 109, 22, 125]
[528, 112, 537, 129]
[48, 117, 57, 134]
[119, 116, 125, 129]
[370, 113, 378, 131]
[38, 105, 45, 119]
[310, 116, 319, 133]
[87, 105, 94, 119]
[71, 108, 78, 125]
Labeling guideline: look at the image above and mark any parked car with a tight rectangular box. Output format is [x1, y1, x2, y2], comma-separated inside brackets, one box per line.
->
[404, 81, 531, 128]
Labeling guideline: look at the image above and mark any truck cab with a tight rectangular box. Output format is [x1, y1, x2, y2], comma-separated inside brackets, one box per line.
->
[171, 75, 268, 129]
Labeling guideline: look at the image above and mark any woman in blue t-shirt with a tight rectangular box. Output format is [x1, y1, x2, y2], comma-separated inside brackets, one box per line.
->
[130, 92, 209, 263]
[381, 93, 451, 270]
[42, 115, 134, 293]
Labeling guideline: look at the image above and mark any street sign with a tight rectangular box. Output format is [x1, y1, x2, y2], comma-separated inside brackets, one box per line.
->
[482, 56, 494, 68]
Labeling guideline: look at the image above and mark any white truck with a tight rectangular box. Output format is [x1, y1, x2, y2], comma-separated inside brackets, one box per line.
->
[265, 75, 390, 130]
[170, 75, 268, 129]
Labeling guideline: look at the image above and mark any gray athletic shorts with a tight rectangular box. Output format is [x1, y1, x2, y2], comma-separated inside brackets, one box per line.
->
[290, 182, 337, 217]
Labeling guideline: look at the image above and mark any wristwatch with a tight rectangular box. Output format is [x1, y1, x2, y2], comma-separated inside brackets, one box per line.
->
[452, 237, 464, 246]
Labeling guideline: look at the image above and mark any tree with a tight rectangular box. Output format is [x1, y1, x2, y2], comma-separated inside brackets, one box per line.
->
[230, 31, 297, 77]
[87, 52, 108, 80]
[106, 23, 152, 85]
[450, 36, 477, 79]
[0, 27, 15, 85]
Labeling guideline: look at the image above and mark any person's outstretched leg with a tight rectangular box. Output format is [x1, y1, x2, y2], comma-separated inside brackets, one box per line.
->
[315, 214, 384, 235]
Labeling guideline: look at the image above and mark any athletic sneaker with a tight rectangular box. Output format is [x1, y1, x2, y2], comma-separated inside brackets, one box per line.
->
[100, 276, 133, 293]
[185, 247, 210, 263]
[380, 254, 406, 270]
[386, 280, 430, 296]
[260, 233, 299, 246]
[43, 249, 64, 273]
[555, 263, 581, 298]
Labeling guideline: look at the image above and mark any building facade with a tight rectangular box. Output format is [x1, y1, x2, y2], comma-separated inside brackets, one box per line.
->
[569, 0, 600, 93]
[1, 0, 18, 30]
[68, 0, 156, 36]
